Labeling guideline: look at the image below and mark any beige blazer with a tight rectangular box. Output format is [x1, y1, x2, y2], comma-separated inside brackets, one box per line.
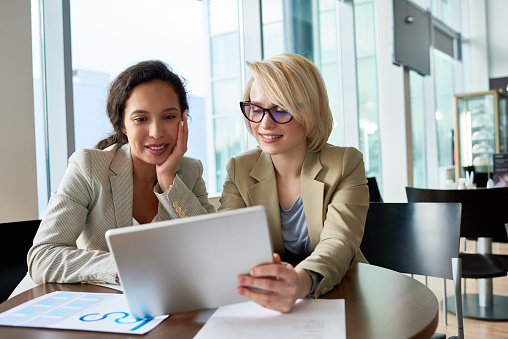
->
[219, 144, 369, 297]
[28, 143, 215, 285]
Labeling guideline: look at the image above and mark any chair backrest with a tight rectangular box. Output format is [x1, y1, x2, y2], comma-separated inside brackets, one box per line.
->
[367, 177, 383, 202]
[406, 186, 508, 240]
[361, 202, 461, 279]
[0, 219, 41, 302]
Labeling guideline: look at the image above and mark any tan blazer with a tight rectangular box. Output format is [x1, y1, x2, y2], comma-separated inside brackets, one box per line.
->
[28, 143, 215, 285]
[219, 144, 369, 297]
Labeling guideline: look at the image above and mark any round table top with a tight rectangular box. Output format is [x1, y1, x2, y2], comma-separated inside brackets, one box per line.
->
[0, 263, 438, 339]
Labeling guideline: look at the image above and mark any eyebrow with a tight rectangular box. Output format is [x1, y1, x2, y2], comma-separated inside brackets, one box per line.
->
[249, 101, 277, 108]
[128, 107, 179, 115]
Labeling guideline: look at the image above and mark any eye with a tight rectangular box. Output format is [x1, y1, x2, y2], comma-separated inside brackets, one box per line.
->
[273, 108, 289, 116]
[133, 117, 147, 123]
[250, 107, 263, 114]
[164, 114, 177, 120]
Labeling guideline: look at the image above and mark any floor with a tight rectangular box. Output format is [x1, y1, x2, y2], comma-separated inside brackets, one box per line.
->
[414, 241, 508, 338]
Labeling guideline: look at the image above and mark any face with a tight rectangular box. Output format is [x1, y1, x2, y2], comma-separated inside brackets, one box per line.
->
[122, 80, 184, 168]
[249, 80, 307, 156]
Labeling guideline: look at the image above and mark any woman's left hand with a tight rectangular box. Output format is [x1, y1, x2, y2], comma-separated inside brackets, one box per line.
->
[237, 253, 313, 313]
[156, 111, 188, 191]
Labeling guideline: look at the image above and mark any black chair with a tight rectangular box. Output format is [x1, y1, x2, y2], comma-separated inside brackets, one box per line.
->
[0, 219, 40, 302]
[406, 186, 508, 320]
[361, 202, 463, 339]
[367, 177, 383, 202]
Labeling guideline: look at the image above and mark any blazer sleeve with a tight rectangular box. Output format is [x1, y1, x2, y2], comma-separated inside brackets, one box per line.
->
[217, 157, 248, 210]
[27, 149, 118, 285]
[296, 147, 369, 297]
[155, 158, 216, 219]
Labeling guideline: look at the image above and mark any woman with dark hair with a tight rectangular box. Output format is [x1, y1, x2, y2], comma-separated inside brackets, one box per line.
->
[27, 60, 215, 285]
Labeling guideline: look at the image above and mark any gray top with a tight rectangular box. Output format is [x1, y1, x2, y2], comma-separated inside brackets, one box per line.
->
[280, 196, 322, 297]
[280, 196, 314, 256]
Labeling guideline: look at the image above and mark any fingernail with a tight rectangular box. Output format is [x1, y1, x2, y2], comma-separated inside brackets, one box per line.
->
[238, 287, 245, 295]
[181, 121, 184, 126]
[250, 269, 257, 276]
[238, 276, 245, 284]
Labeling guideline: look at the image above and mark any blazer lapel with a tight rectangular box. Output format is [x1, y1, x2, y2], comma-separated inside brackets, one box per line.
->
[301, 151, 324, 247]
[110, 144, 133, 228]
[247, 153, 285, 254]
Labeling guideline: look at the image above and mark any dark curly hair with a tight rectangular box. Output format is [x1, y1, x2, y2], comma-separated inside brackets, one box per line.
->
[95, 60, 189, 150]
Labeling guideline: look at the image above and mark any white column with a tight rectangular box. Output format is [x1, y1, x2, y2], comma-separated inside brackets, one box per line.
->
[375, 0, 408, 202]
[461, 0, 489, 92]
[0, 0, 38, 222]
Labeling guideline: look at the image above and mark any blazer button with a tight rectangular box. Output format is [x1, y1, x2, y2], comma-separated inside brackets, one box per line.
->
[172, 201, 179, 208]
[175, 206, 182, 213]
[178, 211, 186, 218]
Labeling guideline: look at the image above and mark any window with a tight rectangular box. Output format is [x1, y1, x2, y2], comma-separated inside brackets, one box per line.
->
[31, 0, 48, 216]
[208, 0, 242, 194]
[354, 0, 381, 183]
[433, 49, 455, 168]
[260, 0, 342, 144]
[32, 0, 469, 209]
[70, 0, 214, 192]
[409, 70, 427, 187]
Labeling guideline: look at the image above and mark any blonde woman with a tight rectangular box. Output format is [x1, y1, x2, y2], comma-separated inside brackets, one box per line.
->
[219, 53, 369, 313]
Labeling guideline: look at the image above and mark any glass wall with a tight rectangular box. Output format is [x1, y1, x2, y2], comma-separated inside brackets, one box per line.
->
[68, 0, 212, 196]
[31, 0, 468, 209]
[260, 0, 342, 145]
[409, 70, 427, 187]
[354, 0, 381, 183]
[433, 49, 455, 168]
[208, 0, 242, 193]
[261, 0, 284, 58]
[31, 0, 48, 216]
[317, 0, 341, 145]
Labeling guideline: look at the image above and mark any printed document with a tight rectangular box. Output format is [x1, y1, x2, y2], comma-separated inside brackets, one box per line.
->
[0, 291, 167, 335]
[194, 299, 346, 339]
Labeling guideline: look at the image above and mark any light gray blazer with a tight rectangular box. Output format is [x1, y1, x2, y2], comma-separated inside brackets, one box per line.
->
[28, 143, 215, 284]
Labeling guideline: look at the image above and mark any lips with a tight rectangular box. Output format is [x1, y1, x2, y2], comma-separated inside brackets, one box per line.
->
[146, 144, 169, 156]
[259, 134, 282, 143]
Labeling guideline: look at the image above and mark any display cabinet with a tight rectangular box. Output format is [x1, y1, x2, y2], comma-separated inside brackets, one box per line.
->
[454, 90, 508, 181]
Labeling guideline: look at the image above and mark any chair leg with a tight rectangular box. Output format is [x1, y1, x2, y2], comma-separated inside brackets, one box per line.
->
[452, 258, 464, 339]
[442, 278, 447, 326]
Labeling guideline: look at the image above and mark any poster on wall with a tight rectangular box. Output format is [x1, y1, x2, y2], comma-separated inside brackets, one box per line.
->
[493, 153, 508, 187]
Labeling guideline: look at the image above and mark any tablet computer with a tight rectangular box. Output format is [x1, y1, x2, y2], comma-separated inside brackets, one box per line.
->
[105, 205, 273, 319]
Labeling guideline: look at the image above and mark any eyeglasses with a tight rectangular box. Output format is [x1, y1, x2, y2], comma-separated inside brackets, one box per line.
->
[240, 102, 293, 124]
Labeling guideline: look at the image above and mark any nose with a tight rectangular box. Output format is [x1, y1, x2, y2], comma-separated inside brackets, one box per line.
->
[149, 120, 164, 139]
[259, 112, 276, 129]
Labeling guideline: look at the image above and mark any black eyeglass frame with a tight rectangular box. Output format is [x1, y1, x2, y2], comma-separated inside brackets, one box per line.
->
[239, 101, 293, 124]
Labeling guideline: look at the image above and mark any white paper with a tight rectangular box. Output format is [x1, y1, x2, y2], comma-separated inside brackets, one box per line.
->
[194, 299, 346, 339]
[0, 291, 167, 335]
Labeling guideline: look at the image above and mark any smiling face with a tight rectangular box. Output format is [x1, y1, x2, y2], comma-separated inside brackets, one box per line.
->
[249, 80, 307, 157]
[122, 80, 184, 171]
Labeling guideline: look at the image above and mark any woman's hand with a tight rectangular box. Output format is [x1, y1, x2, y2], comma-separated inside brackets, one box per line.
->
[237, 253, 313, 313]
[156, 110, 188, 191]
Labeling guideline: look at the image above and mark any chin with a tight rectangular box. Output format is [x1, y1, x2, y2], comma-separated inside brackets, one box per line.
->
[258, 145, 282, 156]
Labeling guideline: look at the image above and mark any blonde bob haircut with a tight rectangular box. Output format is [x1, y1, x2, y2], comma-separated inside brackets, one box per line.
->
[242, 53, 333, 152]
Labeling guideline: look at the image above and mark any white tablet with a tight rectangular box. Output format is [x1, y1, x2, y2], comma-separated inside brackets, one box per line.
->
[105, 205, 273, 319]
